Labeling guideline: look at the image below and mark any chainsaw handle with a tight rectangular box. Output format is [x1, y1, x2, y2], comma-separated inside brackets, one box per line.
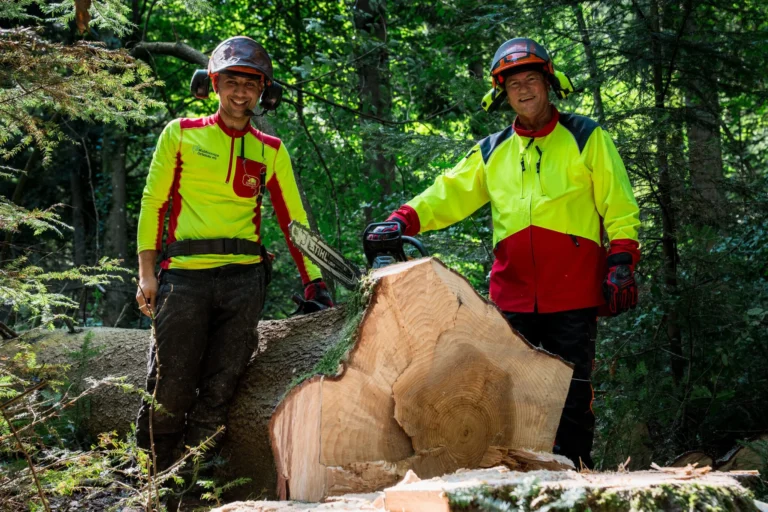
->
[402, 236, 428, 257]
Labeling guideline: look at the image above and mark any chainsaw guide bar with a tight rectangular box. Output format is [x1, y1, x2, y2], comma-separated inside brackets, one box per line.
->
[288, 221, 362, 290]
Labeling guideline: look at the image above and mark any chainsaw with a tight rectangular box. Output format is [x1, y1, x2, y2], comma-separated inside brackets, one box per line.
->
[288, 221, 428, 292]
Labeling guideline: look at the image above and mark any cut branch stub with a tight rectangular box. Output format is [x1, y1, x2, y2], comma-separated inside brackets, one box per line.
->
[270, 258, 574, 501]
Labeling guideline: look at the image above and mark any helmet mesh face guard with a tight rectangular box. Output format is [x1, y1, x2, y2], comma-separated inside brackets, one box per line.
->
[490, 38, 554, 87]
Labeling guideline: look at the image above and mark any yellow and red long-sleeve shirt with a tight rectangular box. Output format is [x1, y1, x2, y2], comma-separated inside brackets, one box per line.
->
[137, 112, 322, 284]
[390, 107, 640, 314]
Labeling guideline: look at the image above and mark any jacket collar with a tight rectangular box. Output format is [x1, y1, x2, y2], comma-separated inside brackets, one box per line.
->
[513, 105, 559, 138]
[214, 110, 250, 138]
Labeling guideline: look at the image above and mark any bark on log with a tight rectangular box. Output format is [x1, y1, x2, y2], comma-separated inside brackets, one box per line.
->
[270, 259, 574, 501]
[1, 307, 350, 499]
[211, 466, 762, 512]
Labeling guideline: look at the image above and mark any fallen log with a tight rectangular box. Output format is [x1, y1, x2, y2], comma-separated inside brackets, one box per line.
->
[0, 308, 350, 498]
[3, 258, 574, 500]
[210, 466, 763, 512]
[270, 258, 574, 501]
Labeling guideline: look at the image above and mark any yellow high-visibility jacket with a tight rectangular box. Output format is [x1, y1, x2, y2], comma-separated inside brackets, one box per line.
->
[137, 112, 322, 284]
[389, 107, 640, 313]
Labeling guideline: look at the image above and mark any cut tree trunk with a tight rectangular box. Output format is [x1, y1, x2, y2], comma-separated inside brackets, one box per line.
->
[271, 258, 574, 501]
[3, 258, 573, 501]
[210, 466, 763, 512]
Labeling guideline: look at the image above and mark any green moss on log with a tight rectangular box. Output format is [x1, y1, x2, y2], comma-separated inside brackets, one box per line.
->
[283, 275, 377, 394]
[448, 478, 759, 511]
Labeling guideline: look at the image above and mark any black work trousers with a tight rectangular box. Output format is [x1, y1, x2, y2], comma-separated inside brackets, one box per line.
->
[503, 307, 597, 469]
[136, 263, 266, 470]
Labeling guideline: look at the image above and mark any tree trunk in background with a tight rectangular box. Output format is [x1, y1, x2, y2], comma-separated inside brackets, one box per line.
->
[686, 89, 724, 227]
[103, 127, 130, 326]
[682, 4, 724, 234]
[649, 0, 684, 385]
[468, 59, 488, 141]
[354, 0, 395, 223]
[573, 3, 605, 124]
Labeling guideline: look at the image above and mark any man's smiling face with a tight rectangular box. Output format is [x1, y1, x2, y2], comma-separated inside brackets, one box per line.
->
[504, 69, 549, 119]
[217, 71, 264, 122]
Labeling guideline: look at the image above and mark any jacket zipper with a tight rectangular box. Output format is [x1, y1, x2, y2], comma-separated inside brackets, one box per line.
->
[570, 234, 580, 247]
[529, 189, 537, 311]
[225, 136, 235, 183]
[535, 145, 547, 196]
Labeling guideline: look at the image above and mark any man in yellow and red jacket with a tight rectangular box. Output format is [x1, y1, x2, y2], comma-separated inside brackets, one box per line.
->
[134, 36, 332, 470]
[384, 38, 640, 468]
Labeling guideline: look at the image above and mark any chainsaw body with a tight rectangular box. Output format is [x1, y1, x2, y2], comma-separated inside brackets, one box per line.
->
[363, 222, 428, 269]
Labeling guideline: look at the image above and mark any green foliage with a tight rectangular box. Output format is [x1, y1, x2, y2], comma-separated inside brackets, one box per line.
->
[448, 478, 759, 511]
[0, 195, 69, 236]
[0, 28, 161, 161]
[0, 255, 123, 330]
[44, 0, 134, 35]
[0, 0, 158, 331]
[198, 476, 252, 506]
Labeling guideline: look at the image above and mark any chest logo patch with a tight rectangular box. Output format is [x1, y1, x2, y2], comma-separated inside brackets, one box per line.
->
[243, 174, 260, 189]
[192, 145, 220, 160]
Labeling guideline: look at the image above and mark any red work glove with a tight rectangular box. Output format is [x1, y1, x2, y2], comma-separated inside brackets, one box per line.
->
[602, 253, 637, 315]
[387, 205, 420, 237]
[304, 279, 334, 309]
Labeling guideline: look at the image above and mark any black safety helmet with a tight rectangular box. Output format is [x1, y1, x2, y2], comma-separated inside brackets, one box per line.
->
[208, 36, 274, 83]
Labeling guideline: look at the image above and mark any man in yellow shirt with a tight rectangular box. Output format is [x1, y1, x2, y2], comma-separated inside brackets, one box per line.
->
[134, 36, 331, 470]
[384, 38, 641, 468]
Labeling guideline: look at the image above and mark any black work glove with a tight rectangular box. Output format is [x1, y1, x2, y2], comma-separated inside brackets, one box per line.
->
[602, 253, 637, 316]
[291, 279, 334, 315]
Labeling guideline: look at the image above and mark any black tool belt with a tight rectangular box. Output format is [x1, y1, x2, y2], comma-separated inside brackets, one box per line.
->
[165, 238, 262, 258]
